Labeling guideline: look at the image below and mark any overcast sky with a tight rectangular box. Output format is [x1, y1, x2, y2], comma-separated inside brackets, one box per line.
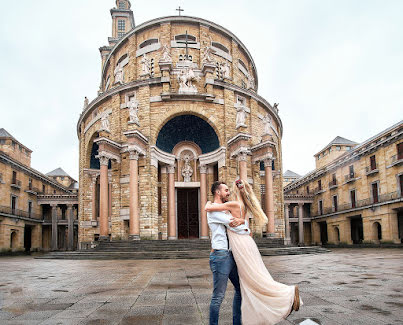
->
[1, 0, 402, 180]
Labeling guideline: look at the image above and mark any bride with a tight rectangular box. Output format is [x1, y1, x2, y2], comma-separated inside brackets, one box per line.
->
[205, 179, 301, 325]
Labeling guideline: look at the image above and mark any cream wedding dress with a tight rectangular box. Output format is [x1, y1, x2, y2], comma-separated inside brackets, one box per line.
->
[227, 217, 302, 325]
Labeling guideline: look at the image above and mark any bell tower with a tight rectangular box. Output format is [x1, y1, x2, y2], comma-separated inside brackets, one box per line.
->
[110, 0, 135, 39]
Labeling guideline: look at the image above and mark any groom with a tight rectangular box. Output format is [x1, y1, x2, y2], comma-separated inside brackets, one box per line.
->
[207, 181, 249, 325]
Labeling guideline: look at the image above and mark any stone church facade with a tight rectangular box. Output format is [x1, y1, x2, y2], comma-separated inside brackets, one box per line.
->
[77, 1, 284, 246]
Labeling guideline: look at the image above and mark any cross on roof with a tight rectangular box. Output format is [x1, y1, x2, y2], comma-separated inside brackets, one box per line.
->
[176, 6, 184, 16]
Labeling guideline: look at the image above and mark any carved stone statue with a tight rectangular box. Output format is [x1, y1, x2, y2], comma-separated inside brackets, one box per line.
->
[202, 46, 215, 64]
[83, 97, 89, 110]
[128, 97, 140, 125]
[160, 44, 172, 62]
[247, 72, 255, 89]
[178, 66, 200, 94]
[262, 114, 273, 135]
[141, 54, 151, 75]
[273, 103, 279, 111]
[181, 155, 194, 182]
[221, 61, 230, 79]
[236, 106, 247, 128]
[115, 64, 124, 84]
[100, 112, 110, 133]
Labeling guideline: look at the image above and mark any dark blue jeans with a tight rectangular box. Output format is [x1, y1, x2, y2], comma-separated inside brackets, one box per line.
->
[209, 250, 242, 325]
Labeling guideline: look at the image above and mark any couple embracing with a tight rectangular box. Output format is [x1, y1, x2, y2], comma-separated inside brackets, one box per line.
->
[206, 180, 302, 325]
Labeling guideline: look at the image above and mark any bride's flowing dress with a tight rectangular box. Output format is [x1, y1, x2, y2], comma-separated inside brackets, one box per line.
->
[227, 219, 301, 325]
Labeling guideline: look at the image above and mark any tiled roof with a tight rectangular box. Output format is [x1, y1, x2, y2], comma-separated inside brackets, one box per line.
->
[0, 128, 14, 138]
[283, 170, 301, 178]
[46, 167, 71, 177]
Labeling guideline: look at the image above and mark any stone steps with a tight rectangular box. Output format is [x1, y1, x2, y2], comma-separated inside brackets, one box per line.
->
[36, 246, 330, 260]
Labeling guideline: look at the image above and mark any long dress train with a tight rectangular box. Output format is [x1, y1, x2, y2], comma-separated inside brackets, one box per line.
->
[227, 222, 301, 325]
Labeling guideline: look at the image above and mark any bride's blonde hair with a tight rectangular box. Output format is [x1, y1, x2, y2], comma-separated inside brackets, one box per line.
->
[231, 179, 268, 226]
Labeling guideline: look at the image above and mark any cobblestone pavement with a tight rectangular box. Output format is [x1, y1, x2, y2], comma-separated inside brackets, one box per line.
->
[0, 248, 402, 325]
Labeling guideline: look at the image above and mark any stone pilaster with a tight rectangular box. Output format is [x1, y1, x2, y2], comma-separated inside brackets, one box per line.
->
[167, 165, 176, 240]
[284, 203, 291, 245]
[99, 155, 110, 241]
[263, 157, 275, 235]
[298, 203, 304, 245]
[51, 204, 58, 251]
[67, 205, 74, 251]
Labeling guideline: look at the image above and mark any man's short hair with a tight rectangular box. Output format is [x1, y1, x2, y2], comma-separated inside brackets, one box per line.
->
[211, 181, 226, 196]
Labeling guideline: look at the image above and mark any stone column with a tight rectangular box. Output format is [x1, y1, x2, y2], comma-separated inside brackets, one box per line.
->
[167, 165, 176, 240]
[91, 176, 97, 221]
[129, 151, 140, 240]
[264, 158, 275, 234]
[99, 155, 110, 241]
[284, 203, 291, 245]
[238, 152, 248, 181]
[51, 204, 58, 251]
[67, 204, 74, 251]
[298, 203, 304, 245]
[200, 165, 208, 239]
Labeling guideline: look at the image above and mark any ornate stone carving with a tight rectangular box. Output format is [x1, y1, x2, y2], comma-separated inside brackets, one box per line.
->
[99, 111, 110, 133]
[238, 152, 249, 162]
[167, 164, 175, 174]
[129, 150, 140, 160]
[262, 114, 273, 136]
[221, 61, 230, 79]
[160, 44, 172, 62]
[202, 46, 215, 64]
[247, 72, 255, 89]
[181, 154, 194, 182]
[178, 64, 200, 94]
[128, 97, 140, 125]
[83, 97, 89, 110]
[114, 64, 124, 84]
[263, 156, 273, 168]
[98, 155, 110, 166]
[273, 103, 279, 112]
[236, 106, 247, 129]
[141, 53, 151, 76]
[199, 164, 208, 174]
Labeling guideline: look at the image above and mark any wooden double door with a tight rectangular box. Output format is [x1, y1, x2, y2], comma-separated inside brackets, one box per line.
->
[177, 188, 199, 239]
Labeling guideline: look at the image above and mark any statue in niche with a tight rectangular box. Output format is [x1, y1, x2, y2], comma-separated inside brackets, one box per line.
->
[83, 97, 89, 110]
[141, 53, 151, 75]
[247, 72, 255, 89]
[160, 44, 172, 62]
[100, 112, 110, 133]
[115, 64, 124, 84]
[262, 114, 273, 135]
[221, 61, 230, 79]
[181, 154, 194, 182]
[236, 106, 247, 128]
[178, 66, 200, 94]
[128, 97, 140, 125]
[202, 46, 215, 64]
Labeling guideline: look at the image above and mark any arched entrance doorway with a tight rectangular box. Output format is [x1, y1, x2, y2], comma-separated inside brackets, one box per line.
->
[10, 231, 18, 250]
[156, 114, 220, 239]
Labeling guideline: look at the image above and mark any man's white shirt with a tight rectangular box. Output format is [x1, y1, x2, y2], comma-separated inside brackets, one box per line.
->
[207, 210, 250, 250]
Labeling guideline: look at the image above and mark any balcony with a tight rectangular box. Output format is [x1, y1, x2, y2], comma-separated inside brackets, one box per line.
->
[365, 166, 379, 176]
[344, 172, 358, 183]
[313, 191, 402, 217]
[388, 154, 403, 168]
[0, 205, 41, 220]
[328, 180, 338, 190]
[25, 186, 39, 196]
[10, 179, 21, 189]
[314, 187, 325, 195]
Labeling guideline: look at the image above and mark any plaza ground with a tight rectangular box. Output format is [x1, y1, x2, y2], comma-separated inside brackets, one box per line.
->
[0, 249, 402, 325]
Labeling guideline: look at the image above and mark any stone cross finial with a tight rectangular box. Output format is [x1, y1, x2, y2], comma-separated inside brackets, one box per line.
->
[176, 6, 184, 16]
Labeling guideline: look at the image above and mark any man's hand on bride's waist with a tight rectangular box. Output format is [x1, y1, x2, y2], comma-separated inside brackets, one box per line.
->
[229, 217, 245, 227]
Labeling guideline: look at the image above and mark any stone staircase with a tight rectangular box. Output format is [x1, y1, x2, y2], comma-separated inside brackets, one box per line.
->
[36, 239, 330, 260]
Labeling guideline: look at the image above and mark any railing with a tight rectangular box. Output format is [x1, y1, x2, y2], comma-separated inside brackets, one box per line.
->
[26, 186, 40, 195]
[365, 166, 378, 175]
[0, 205, 41, 219]
[390, 154, 403, 165]
[316, 191, 401, 216]
[344, 172, 356, 182]
[328, 180, 337, 188]
[11, 179, 21, 188]
[314, 187, 324, 194]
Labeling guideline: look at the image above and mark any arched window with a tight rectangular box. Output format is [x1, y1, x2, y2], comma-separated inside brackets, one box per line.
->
[10, 231, 18, 249]
[139, 38, 159, 49]
[238, 59, 248, 72]
[117, 54, 128, 65]
[175, 34, 196, 42]
[212, 42, 229, 54]
[90, 141, 111, 170]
